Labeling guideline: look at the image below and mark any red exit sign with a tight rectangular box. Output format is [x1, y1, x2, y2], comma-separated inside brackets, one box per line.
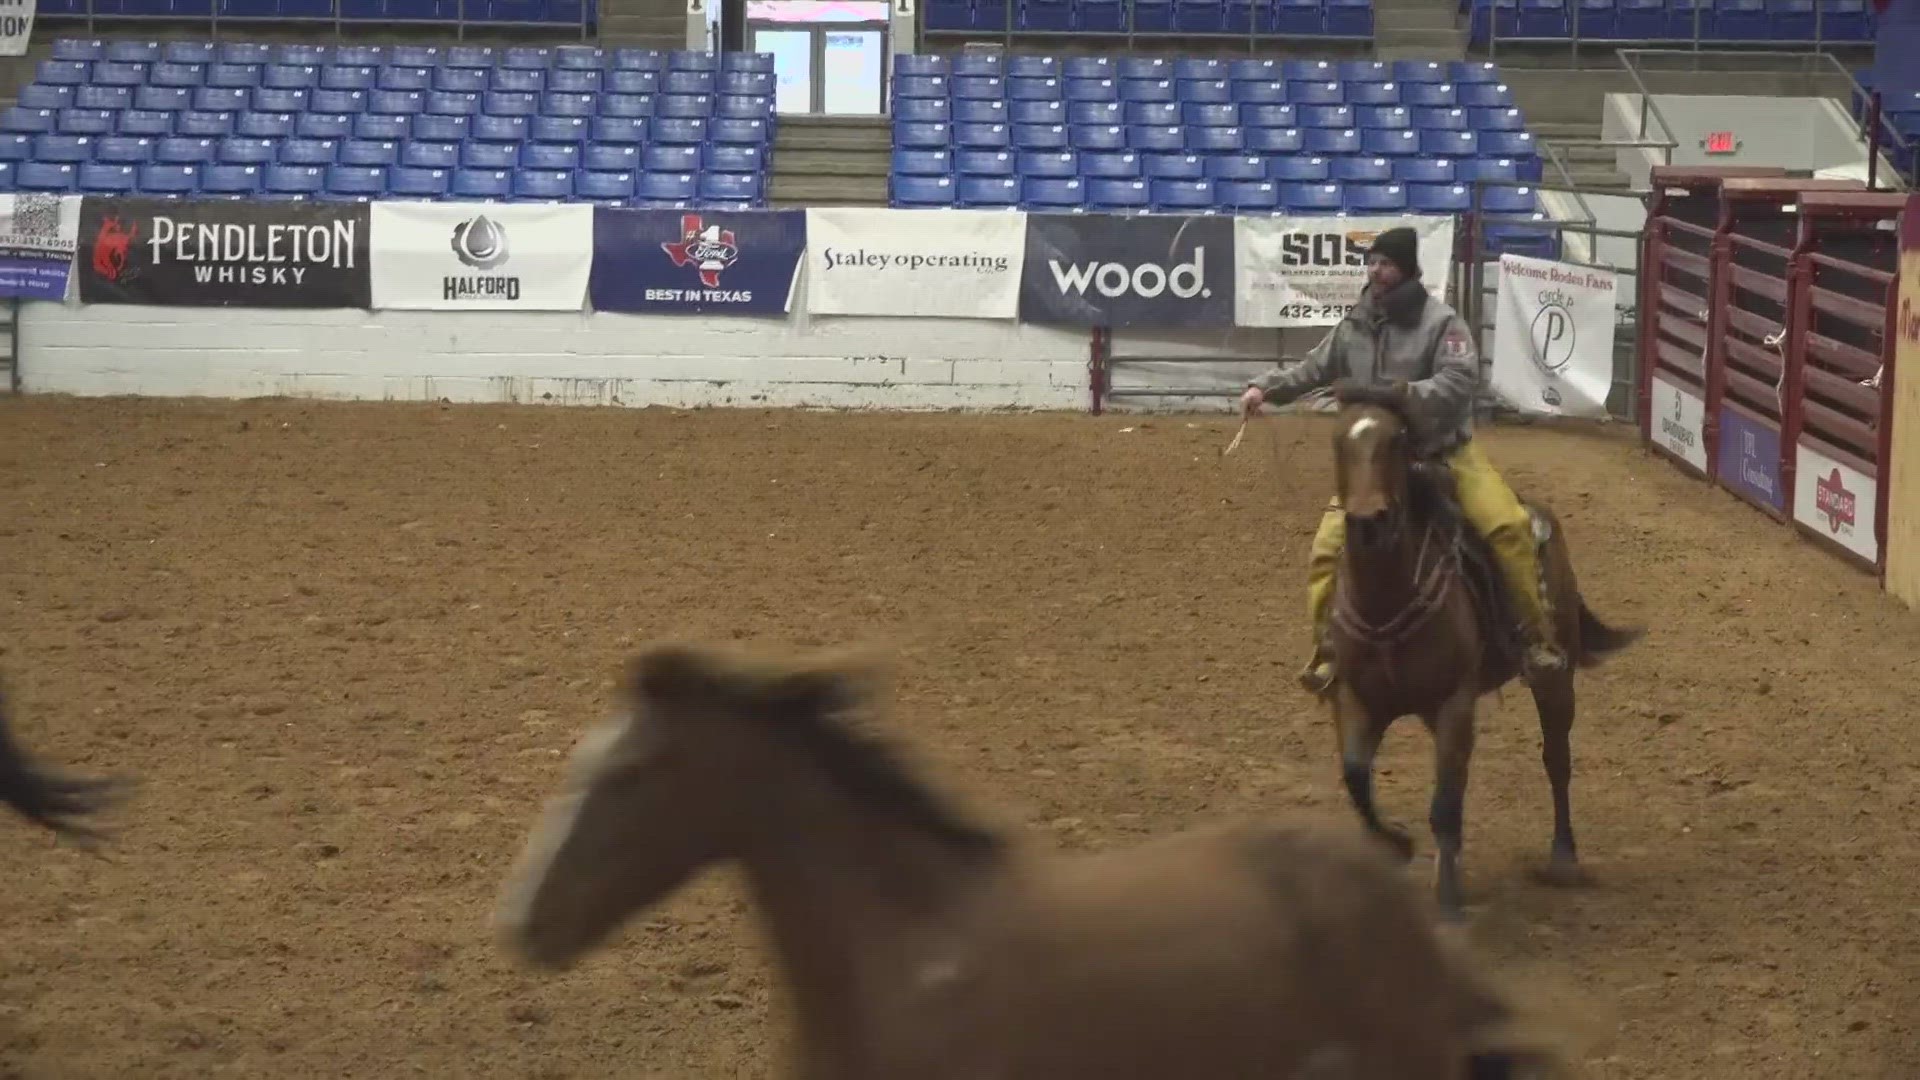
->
[1704, 130, 1738, 154]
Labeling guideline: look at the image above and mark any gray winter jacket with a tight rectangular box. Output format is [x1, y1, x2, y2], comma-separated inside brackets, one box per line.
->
[1248, 279, 1480, 456]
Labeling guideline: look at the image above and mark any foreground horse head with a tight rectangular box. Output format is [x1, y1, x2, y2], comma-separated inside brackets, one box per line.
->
[0, 684, 128, 842]
[1326, 381, 1643, 918]
[496, 641, 1571, 1079]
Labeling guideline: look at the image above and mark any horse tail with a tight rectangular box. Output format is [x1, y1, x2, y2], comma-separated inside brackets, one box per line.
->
[0, 685, 128, 841]
[1574, 598, 1644, 668]
[1441, 937, 1579, 1080]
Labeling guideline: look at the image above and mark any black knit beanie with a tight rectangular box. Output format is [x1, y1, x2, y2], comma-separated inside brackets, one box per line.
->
[1365, 226, 1421, 280]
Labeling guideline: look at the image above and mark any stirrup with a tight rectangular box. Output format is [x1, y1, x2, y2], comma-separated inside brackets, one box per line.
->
[1298, 657, 1337, 695]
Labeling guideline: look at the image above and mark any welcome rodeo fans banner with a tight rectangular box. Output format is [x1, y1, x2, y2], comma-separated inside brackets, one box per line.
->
[1019, 213, 1234, 329]
[1234, 215, 1454, 328]
[590, 207, 806, 317]
[77, 196, 370, 308]
[1488, 251, 1618, 419]
[0, 193, 79, 301]
[804, 207, 1027, 320]
[370, 201, 592, 311]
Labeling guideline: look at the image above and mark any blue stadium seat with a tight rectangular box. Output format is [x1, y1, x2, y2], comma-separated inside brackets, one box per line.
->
[451, 168, 512, 199]
[1408, 182, 1472, 213]
[326, 165, 386, 197]
[21, 161, 79, 192]
[512, 169, 573, 200]
[698, 171, 762, 204]
[141, 163, 201, 194]
[1087, 177, 1149, 211]
[1217, 179, 1279, 211]
[637, 171, 697, 202]
[388, 166, 450, 198]
[1021, 151, 1077, 178]
[79, 161, 137, 193]
[892, 173, 957, 207]
[0, 134, 35, 162]
[219, 137, 276, 164]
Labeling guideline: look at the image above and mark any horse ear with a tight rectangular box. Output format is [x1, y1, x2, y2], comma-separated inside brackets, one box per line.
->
[765, 647, 890, 718]
[628, 642, 721, 703]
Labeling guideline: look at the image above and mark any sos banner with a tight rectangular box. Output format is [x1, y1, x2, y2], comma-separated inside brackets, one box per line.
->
[1234, 215, 1454, 327]
[589, 207, 805, 317]
[370, 201, 592, 311]
[1017, 212, 1234, 328]
[77, 196, 371, 308]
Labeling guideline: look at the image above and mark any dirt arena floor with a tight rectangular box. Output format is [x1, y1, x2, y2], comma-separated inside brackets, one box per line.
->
[0, 396, 1915, 1079]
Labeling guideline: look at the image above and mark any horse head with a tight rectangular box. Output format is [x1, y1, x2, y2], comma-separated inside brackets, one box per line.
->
[1332, 381, 1422, 551]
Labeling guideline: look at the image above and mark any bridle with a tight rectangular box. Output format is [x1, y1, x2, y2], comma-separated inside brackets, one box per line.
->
[1329, 424, 1463, 652]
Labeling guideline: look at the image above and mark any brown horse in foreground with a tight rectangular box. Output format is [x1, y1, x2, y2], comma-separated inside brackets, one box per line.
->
[1325, 384, 1642, 919]
[0, 683, 126, 841]
[495, 642, 1573, 1079]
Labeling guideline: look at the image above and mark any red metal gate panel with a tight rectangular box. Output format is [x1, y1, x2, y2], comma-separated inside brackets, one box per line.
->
[1711, 179, 1866, 519]
[1787, 192, 1904, 572]
[1638, 166, 1788, 479]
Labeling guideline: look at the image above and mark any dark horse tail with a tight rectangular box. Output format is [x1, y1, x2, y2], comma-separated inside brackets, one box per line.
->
[1574, 598, 1644, 669]
[1445, 937, 1576, 1080]
[0, 686, 126, 840]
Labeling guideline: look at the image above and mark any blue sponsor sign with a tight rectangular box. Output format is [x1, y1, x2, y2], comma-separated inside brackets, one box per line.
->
[590, 207, 805, 317]
[1715, 404, 1786, 512]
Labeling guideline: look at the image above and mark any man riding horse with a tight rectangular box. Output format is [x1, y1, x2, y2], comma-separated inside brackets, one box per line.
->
[1240, 226, 1567, 694]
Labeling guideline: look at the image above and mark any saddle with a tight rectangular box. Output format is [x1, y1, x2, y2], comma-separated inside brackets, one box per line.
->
[1405, 457, 1549, 677]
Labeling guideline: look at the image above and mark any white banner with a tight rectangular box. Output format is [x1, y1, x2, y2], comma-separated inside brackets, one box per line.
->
[1795, 441, 1879, 563]
[370, 201, 591, 311]
[1489, 253, 1617, 418]
[803, 207, 1026, 319]
[0, 0, 34, 58]
[1234, 214, 1454, 327]
[0, 193, 78, 300]
[1649, 375, 1708, 472]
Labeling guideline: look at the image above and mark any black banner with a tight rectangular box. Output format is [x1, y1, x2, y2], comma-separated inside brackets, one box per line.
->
[1017, 213, 1234, 329]
[78, 197, 371, 309]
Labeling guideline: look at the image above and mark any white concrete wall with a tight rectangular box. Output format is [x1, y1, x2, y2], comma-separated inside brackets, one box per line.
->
[19, 301, 1095, 411]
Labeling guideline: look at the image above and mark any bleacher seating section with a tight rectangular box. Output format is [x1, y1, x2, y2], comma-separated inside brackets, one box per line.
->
[1462, 0, 1876, 45]
[1, 39, 775, 207]
[38, 0, 593, 27]
[924, 0, 1373, 37]
[888, 55, 1545, 227]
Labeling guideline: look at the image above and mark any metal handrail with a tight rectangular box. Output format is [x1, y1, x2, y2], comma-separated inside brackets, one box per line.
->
[1540, 140, 1599, 227]
[1480, 1, 1863, 62]
[1613, 48, 1683, 168]
[1617, 47, 1910, 189]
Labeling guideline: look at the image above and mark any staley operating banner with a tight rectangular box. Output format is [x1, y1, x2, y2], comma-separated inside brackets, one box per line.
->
[76, 196, 371, 308]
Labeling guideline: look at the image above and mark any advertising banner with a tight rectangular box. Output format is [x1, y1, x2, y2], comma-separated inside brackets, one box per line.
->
[1715, 404, 1787, 512]
[370, 201, 592, 311]
[1648, 375, 1709, 473]
[1234, 214, 1454, 327]
[1488, 252, 1617, 418]
[590, 207, 804, 317]
[1018, 212, 1233, 329]
[0, 193, 78, 300]
[1795, 441, 1880, 563]
[0, 0, 34, 58]
[78, 196, 370, 308]
[803, 207, 1025, 319]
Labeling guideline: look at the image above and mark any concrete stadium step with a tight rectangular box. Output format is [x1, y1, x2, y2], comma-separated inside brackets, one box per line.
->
[769, 174, 889, 208]
[770, 116, 891, 209]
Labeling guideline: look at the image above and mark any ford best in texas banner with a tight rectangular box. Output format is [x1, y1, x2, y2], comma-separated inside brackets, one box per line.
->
[1234, 215, 1454, 328]
[370, 201, 592, 311]
[78, 196, 370, 308]
[1017, 212, 1234, 329]
[0, 193, 79, 300]
[803, 207, 1026, 319]
[589, 206, 805, 317]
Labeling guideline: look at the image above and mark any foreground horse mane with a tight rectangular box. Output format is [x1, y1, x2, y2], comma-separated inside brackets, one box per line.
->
[1332, 387, 1465, 527]
[638, 643, 1006, 865]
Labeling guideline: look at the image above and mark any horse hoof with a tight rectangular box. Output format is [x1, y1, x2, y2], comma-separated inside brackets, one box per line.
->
[1533, 856, 1589, 889]
[1379, 825, 1416, 863]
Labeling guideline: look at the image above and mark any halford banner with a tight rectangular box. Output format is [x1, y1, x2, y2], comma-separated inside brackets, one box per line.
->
[370, 201, 592, 311]
[77, 196, 370, 308]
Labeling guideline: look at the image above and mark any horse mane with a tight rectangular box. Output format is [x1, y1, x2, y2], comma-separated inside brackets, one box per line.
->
[634, 644, 1005, 865]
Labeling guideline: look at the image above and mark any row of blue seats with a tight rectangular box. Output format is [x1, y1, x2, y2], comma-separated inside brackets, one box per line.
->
[892, 148, 1543, 184]
[894, 121, 1539, 157]
[894, 56, 1499, 83]
[46, 40, 769, 73]
[893, 100, 1529, 132]
[889, 175, 1538, 213]
[12, 89, 776, 121]
[3, 111, 770, 147]
[6, 161, 763, 204]
[4, 134, 767, 174]
[891, 76, 1514, 108]
[39, 0, 592, 22]
[37, 62, 774, 98]
[924, 0, 1373, 34]
[1463, 0, 1874, 39]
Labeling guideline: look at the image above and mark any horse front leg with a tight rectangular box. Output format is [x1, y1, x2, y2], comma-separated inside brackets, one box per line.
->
[1333, 685, 1413, 862]
[1428, 688, 1477, 920]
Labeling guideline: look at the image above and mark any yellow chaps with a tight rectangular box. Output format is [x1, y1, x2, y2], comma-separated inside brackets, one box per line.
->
[1306, 439, 1554, 647]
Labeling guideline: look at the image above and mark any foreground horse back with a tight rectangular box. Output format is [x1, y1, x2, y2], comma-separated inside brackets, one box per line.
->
[0, 685, 126, 840]
[495, 642, 1569, 1079]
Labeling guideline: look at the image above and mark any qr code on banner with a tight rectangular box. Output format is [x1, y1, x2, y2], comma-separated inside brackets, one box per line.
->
[12, 194, 59, 238]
